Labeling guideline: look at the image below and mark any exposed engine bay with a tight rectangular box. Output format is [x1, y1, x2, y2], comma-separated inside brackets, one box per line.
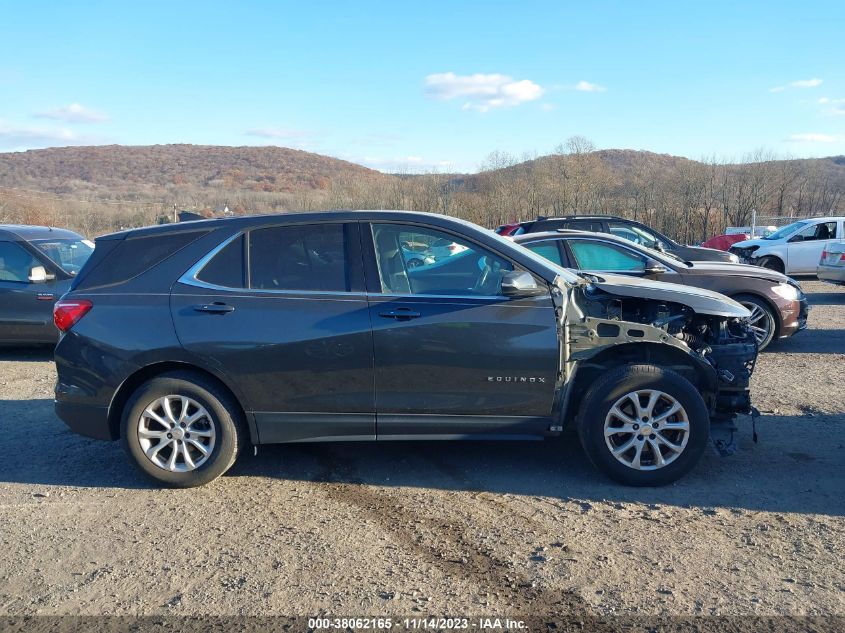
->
[553, 279, 758, 456]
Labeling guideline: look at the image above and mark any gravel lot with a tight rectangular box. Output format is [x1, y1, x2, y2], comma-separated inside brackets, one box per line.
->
[0, 280, 843, 619]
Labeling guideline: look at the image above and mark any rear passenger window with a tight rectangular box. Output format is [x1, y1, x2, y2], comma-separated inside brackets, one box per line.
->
[524, 241, 563, 265]
[197, 235, 245, 288]
[249, 224, 348, 291]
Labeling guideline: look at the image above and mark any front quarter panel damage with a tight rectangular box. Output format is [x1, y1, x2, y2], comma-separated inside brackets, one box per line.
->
[552, 278, 758, 455]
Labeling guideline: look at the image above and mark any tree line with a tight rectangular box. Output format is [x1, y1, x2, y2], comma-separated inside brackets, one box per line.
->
[1, 137, 843, 242]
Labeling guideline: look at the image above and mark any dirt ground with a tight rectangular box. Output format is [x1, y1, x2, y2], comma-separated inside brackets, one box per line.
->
[0, 280, 842, 619]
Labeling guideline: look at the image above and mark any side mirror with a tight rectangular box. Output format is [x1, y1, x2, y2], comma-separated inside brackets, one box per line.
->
[644, 260, 667, 275]
[789, 234, 804, 243]
[501, 270, 546, 297]
[28, 266, 54, 283]
[654, 241, 667, 252]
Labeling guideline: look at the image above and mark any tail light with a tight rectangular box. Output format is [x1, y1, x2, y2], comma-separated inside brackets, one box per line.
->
[54, 299, 93, 332]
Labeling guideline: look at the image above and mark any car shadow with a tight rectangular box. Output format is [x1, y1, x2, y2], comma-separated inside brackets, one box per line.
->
[767, 328, 845, 354]
[0, 346, 54, 362]
[805, 290, 845, 306]
[2, 398, 842, 516]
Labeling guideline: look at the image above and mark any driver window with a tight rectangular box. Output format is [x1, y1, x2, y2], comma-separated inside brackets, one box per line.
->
[0, 242, 42, 282]
[371, 224, 513, 296]
[569, 240, 647, 272]
[796, 222, 837, 241]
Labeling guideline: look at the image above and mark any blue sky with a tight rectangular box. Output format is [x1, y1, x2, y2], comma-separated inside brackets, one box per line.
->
[1, 0, 844, 172]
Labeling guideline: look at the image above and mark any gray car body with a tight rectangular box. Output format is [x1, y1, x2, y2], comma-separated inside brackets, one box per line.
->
[53, 210, 756, 450]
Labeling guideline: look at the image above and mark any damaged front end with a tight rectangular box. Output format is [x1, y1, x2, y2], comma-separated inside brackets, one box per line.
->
[552, 273, 758, 456]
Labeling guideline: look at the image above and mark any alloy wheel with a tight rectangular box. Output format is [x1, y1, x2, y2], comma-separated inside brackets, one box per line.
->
[738, 300, 774, 348]
[137, 395, 216, 472]
[604, 389, 690, 470]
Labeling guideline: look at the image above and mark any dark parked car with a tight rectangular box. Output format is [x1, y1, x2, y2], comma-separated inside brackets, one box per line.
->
[54, 211, 757, 488]
[514, 230, 807, 350]
[498, 215, 738, 263]
[0, 225, 94, 344]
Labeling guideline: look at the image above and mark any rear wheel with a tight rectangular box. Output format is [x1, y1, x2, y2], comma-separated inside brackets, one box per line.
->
[758, 256, 784, 273]
[734, 294, 776, 350]
[577, 364, 710, 486]
[120, 371, 246, 487]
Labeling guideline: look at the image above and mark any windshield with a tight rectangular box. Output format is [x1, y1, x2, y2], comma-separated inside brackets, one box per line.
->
[763, 220, 810, 241]
[31, 238, 94, 275]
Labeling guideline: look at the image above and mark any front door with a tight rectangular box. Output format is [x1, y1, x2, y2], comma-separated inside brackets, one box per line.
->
[786, 220, 839, 273]
[364, 222, 560, 439]
[0, 241, 60, 343]
[170, 223, 376, 443]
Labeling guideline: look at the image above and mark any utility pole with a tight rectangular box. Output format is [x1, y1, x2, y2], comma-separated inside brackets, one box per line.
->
[173, 204, 178, 224]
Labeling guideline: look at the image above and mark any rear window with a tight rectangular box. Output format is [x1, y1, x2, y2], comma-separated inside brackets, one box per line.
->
[249, 224, 349, 291]
[196, 235, 245, 288]
[74, 230, 210, 290]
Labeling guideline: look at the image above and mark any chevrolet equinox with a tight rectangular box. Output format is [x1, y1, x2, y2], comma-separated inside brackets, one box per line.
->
[54, 211, 758, 487]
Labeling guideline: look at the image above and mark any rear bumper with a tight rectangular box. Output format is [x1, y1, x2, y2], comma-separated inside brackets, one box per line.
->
[818, 264, 845, 285]
[55, 399, 113, 440]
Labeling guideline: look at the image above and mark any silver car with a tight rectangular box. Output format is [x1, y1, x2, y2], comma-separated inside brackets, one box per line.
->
[818, 241, 845, 285]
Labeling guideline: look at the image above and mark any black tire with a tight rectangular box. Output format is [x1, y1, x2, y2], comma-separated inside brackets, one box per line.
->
[758, 256, 784, 273]
[577, 364, 710, 486]
[733, 294, 777, 351]
[120, 371, 246, 487]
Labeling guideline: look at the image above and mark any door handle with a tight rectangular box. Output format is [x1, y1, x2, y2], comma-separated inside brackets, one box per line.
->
[193, 303, 235, 314]
[379, 308, 421, 320]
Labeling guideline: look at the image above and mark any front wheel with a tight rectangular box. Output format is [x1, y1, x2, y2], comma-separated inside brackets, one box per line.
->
[577, 364, 710, 486]
[758, 256, 784, 273]
[120, 371, 246, 487]
[734, 294, 776, 350]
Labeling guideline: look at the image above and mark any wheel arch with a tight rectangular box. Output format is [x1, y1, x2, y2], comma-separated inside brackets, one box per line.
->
[757, 251, 786, 273]
[107, 361, 255, 443]
[561, 342, 716, 426]
[728, 291, 781, 338]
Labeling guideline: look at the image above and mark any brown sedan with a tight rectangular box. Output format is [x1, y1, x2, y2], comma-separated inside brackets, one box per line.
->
[514, 230, 808, 350]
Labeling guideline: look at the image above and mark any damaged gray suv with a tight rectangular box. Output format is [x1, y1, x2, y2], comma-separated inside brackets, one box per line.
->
[53, 211, 757, 487]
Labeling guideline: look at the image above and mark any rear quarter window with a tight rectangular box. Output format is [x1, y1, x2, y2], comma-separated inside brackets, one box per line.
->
[196, 235, 245, 288]
[74, 230, 210, 290]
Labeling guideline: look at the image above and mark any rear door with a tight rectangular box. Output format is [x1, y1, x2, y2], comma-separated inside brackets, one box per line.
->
[786, 220, 839, 273]
[0, 240, 62, 343]
[170, 222, 376, 443]
[363, 222, 560, 439]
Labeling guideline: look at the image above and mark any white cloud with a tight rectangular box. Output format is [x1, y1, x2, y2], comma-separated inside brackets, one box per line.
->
[424, 72, 543, 112]
[791, 78, 823, 88]
[35, 103, 109, 123]
[244, 127, 313, 140]
[574, 80, 606, 93]
[355, 154, 456, 173]
[785, 133, 836, 143]
[770, 78, 823, 93]
[0, 120, 108, 150]
[540, 103, 556, 111]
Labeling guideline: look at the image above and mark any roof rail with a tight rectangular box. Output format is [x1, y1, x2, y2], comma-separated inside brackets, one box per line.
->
[534, 214, 627, 221]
